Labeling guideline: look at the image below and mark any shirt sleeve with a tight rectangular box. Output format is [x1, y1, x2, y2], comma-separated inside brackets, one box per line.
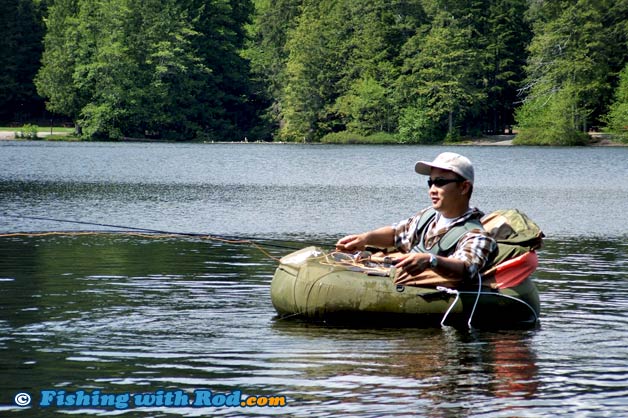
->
[391, 208, 430, 253]
[450, 230, 497, 278]
[391, 217, 414, 253]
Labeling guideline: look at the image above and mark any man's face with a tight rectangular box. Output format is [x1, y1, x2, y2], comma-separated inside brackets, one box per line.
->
[427, 168, 469, 216]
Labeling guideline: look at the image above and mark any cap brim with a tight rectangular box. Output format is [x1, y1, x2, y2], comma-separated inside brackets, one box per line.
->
[415, 161, 440, 175]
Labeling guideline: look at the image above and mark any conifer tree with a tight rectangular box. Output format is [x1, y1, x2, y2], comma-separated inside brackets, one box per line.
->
[182, 0, 257, 140]
[332, 0, 426, 136]
[515, 0, 612, 144]
[36, 0, 255, 140]
[280, 0, 425, 141]
[246, 0, 303, 138]
[483, 0, 530, 134]
[399, 8, 485, 141]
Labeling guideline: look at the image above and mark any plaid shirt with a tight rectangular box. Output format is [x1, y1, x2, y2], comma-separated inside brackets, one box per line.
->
[392, 207, 497, 278]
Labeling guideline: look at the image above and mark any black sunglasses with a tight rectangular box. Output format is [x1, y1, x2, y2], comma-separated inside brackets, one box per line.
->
[427, 177, 465, 188]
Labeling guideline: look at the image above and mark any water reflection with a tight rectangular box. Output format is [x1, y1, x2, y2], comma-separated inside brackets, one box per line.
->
[268, 322, 540, 416]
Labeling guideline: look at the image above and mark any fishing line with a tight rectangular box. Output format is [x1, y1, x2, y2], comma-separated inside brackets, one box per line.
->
[0, 213, 329, 260]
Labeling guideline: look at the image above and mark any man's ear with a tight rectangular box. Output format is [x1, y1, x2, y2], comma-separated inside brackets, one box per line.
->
[461, 181, 472, 196]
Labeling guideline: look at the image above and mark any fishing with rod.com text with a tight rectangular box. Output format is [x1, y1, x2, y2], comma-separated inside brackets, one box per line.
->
[13, 388, 287, 410]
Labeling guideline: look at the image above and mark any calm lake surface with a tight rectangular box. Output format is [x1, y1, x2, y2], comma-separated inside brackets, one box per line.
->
[0, 140, 627, 417]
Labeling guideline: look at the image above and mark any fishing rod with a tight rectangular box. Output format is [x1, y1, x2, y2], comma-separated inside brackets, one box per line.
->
[1, 213, 330, 250]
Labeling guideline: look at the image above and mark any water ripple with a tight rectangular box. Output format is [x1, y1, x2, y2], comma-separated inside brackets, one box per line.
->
[0, 231, 627, 417]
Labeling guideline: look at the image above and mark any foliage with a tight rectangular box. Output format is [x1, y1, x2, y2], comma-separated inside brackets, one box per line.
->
[276, 0, 426, 142]
[72, 0, 207, 140]
[34, 0, 82, 119]
[279, 3, 333, 142]
[244, 0, 302, 139]
[334, 76, 392, 135]
[319, 131, 399, 144]
[397, 99, 443, 144]
[515, 0, 618, 143]
[35, 0, 257, 140]
[182, 0, 258, 141]
[482, 0, 531, 133]
[14, 123, 39, 139]
[603, 63, 628, 143]
[7, 0, 628, 143]
[363, 132, 400, 144]
[264, 0, 536, 142]
[514, 83, 590, 145]
[319, 131, 367, 144]
[399, 7, 485, 139]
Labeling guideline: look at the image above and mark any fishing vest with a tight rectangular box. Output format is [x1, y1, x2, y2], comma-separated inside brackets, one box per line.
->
[411, 208, 483, 256]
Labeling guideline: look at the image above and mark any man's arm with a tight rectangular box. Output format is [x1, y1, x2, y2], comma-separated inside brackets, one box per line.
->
[393, 253, 468, 284]
[335, 226, 395, 251]
[393, 230, 496, 284]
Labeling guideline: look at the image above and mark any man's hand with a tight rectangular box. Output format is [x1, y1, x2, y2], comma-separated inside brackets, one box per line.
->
[335, 234, 367, 252]
[393, 253, 431, 284]
[335, 226, 395, 252]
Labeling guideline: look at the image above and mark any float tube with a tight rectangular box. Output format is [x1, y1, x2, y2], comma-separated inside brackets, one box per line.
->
[271, 246, 540, 329]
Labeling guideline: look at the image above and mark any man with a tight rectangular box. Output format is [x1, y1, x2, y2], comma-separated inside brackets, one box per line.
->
[335, 152, 496, 286]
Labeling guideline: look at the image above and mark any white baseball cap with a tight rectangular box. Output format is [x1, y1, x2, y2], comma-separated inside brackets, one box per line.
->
[414, 152, 474, 184]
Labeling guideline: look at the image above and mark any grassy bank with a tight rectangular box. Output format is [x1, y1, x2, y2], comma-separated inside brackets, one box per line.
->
[0, 125, 76, 140]
[2, 126, 626, 146]
[0, 126, 74, 132]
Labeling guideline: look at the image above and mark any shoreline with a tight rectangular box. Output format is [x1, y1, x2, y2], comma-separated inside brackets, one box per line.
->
[0, 130, 72, 140]
[1, 131, 625, 146]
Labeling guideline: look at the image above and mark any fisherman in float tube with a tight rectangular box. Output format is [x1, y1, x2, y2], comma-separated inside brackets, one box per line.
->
[336, 152, 497, 286]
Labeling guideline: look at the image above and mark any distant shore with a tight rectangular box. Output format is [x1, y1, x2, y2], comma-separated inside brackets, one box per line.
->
[458, 135, 515, 146]
[1, 130, 625, 146]
[0, 129, 73, 140]
[460, 133, 626, 147]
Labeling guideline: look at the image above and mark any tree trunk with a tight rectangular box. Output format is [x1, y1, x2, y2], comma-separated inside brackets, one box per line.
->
[448, 111, 453, 134]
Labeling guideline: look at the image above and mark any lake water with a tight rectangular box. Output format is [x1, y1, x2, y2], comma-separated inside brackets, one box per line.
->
[0, 140, 627, 417]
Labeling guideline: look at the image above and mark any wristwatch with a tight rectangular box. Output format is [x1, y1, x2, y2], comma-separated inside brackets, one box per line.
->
[429, 253, 438, 269]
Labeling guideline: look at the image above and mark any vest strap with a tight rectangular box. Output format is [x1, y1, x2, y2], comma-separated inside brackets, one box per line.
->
[413, 209, 482, 256]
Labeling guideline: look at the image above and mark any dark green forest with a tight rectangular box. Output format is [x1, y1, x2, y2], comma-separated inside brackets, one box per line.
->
[3, 0, 628, 144]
